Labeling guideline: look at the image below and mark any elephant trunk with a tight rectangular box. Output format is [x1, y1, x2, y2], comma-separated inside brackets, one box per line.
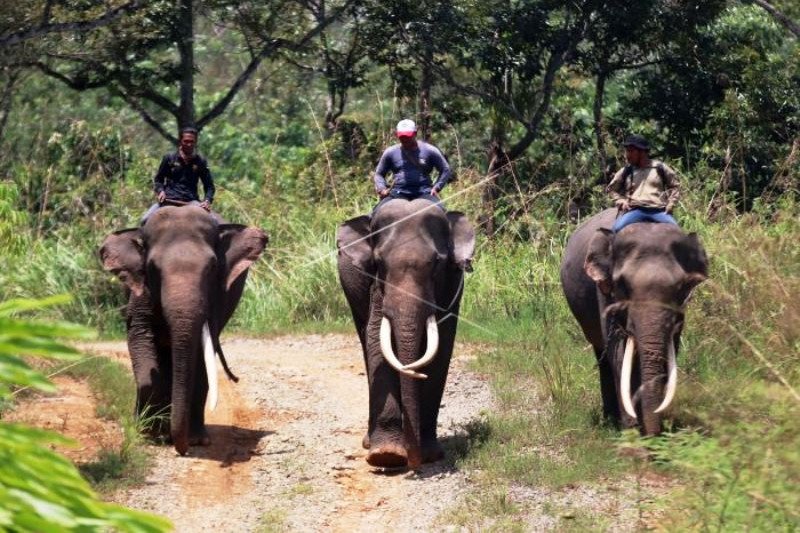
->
[167, 315, 201, 455]
[628, 312, 676, 436]
[390, 312, 428, 469]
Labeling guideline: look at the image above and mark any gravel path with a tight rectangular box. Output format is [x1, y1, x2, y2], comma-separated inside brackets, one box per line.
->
[92, 334, 494, 532]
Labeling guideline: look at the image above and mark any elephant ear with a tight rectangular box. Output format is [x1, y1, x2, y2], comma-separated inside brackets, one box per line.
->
[99, 228, 146, 297]
[446, 212, 475, 271]
[218, 224, 269, 291]
[584, 228, 614, 295]
[336, 215, 374, 273]
[672, 231, 709, 296]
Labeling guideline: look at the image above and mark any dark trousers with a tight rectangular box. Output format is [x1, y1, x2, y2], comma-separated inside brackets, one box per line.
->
[372, 190, 445, 215]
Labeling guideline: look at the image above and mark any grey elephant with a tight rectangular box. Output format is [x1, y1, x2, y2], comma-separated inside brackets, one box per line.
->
[560, 208, 708, 435]
[337, 199, 475, 468]
[99, 206, 268, 455]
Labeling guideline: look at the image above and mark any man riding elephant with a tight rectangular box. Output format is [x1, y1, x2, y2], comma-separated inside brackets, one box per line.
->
[606, 134, 681, 233]
[372, 119, 452, 213]
[141, 127, 219, 224]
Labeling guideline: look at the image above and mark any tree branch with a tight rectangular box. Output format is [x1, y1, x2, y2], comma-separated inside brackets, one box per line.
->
[197, 2, 350, 129]
[751, 0, 800, 38]
[112, 88, 177, 144]
[0, 0, 146, 48]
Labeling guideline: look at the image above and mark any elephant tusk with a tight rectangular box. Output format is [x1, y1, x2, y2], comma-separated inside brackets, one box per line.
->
[203, 322, 219, 411]
[380, 317, 428, 379]
[654, 341, 678, 414]
[620, 336, 637, 419]
[402, 315, 439, 371]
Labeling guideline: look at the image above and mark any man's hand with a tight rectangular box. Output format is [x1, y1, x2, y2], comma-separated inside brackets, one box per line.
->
[199, 200, 211, 212]
[157, 191, 166, 203]
[378, 188, 390, 198]
[615, 199, 630, 212]
[430, 188, 440, 198]
[665, 203, 674, 214]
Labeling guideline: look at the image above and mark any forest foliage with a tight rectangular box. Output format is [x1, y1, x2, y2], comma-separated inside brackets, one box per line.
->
[0, 0, 798, 530]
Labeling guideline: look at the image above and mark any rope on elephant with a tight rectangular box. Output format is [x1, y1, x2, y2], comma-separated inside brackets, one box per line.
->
[349, 262, 496, 336]
[302, 169, 503, 269]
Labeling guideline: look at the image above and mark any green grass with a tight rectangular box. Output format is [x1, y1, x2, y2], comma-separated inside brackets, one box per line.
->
[61, 356, 153, 493]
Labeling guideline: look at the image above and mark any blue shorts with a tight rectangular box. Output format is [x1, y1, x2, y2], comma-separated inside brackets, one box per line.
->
[612, 207, 677, 233]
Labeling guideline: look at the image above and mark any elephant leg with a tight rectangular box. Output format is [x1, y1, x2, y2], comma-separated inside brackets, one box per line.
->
[595, 347, 620, 426]
[608, 339, 638, 430]
[419, 311, 457, 464]
[127, 297, 170, 437]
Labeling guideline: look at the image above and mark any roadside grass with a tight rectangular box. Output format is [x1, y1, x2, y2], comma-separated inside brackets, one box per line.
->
[257, 507, 289, 533]
[634, 197, 800, 530]
[61, 356, 153, 493]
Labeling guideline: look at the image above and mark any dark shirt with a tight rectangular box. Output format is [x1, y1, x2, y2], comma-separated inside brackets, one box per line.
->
[373, 142, 452, 196]
[153, 152, 215, 203]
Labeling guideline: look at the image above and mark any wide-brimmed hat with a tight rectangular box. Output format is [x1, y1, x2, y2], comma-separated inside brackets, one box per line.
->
[622, 134, 649, 151]
[396, 119, 417, 138]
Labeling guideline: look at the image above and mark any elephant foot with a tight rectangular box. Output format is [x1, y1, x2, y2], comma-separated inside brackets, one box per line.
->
[421, 440, 445, 464]
[362, 433, 370, 449]
[189, 428, 211, 446]
[366, 442, 407, 468]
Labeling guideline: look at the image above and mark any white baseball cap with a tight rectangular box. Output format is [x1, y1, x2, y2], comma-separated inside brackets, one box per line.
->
[396, 119, 417, 137]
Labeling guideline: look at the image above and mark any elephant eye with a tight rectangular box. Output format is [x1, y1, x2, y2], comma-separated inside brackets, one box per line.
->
[614, 275, 630, 298]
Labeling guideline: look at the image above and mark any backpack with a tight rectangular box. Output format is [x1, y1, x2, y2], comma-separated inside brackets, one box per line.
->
[622, 162, 666, 193]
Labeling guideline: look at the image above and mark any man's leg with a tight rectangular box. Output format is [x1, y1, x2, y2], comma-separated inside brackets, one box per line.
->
[648, 210, 678, 225]
[612, 209, 647, 232]
[140, 203, 161, 226]
[416, 193, 446, 212]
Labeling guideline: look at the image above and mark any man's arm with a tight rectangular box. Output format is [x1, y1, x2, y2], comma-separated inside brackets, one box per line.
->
[154, 156, 169, 194]
[373, 149, 392, 195]
[153, 155, 170, 202]
[199, 158, 215, 204]
[430, 146, 452, 193]
[661, 164, 680, 213]
[606, 168, 627, 203]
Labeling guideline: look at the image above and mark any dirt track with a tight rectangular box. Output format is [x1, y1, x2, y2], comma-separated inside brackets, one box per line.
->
[76, 334, 494, 532]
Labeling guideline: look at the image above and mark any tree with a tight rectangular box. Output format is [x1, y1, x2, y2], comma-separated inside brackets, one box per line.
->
[14, 0, 351, 142]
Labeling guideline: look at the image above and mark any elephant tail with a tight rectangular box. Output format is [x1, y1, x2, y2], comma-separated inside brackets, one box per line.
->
[212, 335, 240, 383]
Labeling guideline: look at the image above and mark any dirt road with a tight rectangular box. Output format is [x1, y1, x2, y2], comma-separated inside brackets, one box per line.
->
[79, 334, 493, 532]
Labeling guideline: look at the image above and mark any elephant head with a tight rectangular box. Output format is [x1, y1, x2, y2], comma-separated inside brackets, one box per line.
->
[100, 206, 267, 454]
[583, 223, 707, 434]
[337, 199, 474, 468]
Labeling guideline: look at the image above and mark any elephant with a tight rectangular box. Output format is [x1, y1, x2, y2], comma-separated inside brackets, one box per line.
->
[337, 199, 475, 469]
[560, 208, 708, 435]
[99, 205, 268, 455]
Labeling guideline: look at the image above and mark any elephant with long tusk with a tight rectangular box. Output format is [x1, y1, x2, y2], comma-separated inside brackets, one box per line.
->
[560, 208, 707, 435]
[337, 199, 475, 469]
[100, 206, 268, 455]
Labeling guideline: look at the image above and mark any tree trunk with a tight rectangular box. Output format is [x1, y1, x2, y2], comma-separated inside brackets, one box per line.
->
[176, 0, 195, 131]
[0, 70, 19, 144]
[480, 112, 508, 236]
[418, 37, 433, 141]
[593, 69, 610, 182]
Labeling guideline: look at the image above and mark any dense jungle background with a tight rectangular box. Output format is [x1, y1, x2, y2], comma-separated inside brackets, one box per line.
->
[0, 0, 798, 530]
